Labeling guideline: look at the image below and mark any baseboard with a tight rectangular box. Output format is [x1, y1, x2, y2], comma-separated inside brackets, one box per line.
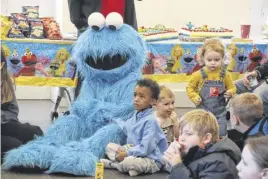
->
[159, 83, 195, 108]
[15, 86, 51, 100]
[15, 83, 195, 108]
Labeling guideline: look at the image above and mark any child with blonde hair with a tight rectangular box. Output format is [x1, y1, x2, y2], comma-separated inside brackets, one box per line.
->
[155, 86, 179, 144]
[186, 38, 236, 136]
[229, 93, 268, 150]
[163, 109, 241, 179]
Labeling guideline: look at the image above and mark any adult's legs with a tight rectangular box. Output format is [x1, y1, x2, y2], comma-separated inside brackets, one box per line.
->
[2, 114, 88, 170]
[1, 121, 43, 144]
[1, 135, 22, 163]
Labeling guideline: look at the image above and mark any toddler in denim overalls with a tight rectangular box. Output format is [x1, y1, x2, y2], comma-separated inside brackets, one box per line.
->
[186, 39, 236, 136]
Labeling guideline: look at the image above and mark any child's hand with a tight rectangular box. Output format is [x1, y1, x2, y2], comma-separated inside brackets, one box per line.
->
[163, 150, 182, 167]
[115, 151, 127, 162]
[224, 90, 233, 98]
[165, 141, 181, 154]
[116, 147, 126, 153]
[243, 71, 258, 87]
[194, 96, 202, 105]
[163, 141, 183, 166]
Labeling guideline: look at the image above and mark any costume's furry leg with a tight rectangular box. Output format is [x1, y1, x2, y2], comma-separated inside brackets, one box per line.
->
[46, 123, 125, 176]
[2, 114, 90, 170]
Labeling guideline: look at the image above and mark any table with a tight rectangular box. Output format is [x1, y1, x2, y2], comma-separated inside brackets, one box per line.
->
[1, 38, 267, 86]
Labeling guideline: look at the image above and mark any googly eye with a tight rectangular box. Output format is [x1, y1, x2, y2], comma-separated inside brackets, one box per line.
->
[106, 12, 123, 30]
[29, 52, 32, 55]
[88, 12, 105, 31]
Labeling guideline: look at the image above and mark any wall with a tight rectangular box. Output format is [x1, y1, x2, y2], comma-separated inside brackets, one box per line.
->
[249, 0, 268, 38]
[135, 0, 251, 37]
[1, 0, 56, 17]
[2, 0, 266, 39]
[58, 0, 267, 38]
[2, 0, 266, 38]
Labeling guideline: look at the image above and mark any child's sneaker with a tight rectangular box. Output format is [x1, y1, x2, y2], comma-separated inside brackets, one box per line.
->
[129, 169, 139, 176]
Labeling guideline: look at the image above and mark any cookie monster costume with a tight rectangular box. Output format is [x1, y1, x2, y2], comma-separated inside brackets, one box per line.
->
[2, 12, 146, 176]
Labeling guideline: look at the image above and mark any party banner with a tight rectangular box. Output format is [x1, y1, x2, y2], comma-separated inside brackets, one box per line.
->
[1, 39, 268, 86]
[1, 39, 76, 86]
[144, 43, 268, 75]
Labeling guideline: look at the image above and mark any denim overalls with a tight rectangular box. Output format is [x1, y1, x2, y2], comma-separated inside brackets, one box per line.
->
[198, 68, 228, 136]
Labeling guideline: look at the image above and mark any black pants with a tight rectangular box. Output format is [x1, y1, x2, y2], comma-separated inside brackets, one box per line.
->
[1, 121, 43, 163]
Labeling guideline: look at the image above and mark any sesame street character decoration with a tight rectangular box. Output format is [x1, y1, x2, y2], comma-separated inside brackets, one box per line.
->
[34, 56, 51, 77]
[152, 54, 168, 74]
[247, 45, 263, 72]
[3, 12, 146, 176]
[165, 57, 175, 73]
[192, 46, 204, 73]
[182, 49, 195, 75]
[16, 48, 37, 76]
[8, 48, 23, 76]
[49, 60, 60, 77]
[1, 44, 11, 58]
[53, 48, 71, 77]
[235, 47, 249, 73]
[142, 52, 154, 74]
[226, 43, 238, 72]
[171, 45, 184, 73]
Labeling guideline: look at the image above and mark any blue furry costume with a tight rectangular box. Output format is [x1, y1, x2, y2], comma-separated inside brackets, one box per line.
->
[3, 13, 146, 176]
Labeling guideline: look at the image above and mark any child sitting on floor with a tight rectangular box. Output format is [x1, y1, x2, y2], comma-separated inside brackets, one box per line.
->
[155, 86, 179, 145]
[186, 38, 236, 136]
[228, 93, 268, 150]
[236, 136, 268, 179]
[163, 109, 241, 179]
[101, 78, 168, 176]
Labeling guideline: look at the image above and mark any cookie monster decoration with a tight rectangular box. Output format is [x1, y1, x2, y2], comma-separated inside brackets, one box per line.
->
[235, 47, 249, 73]
[7, 48, 23, 77]
[2, 12, 146, 176]
[182, 49, 195, 75]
